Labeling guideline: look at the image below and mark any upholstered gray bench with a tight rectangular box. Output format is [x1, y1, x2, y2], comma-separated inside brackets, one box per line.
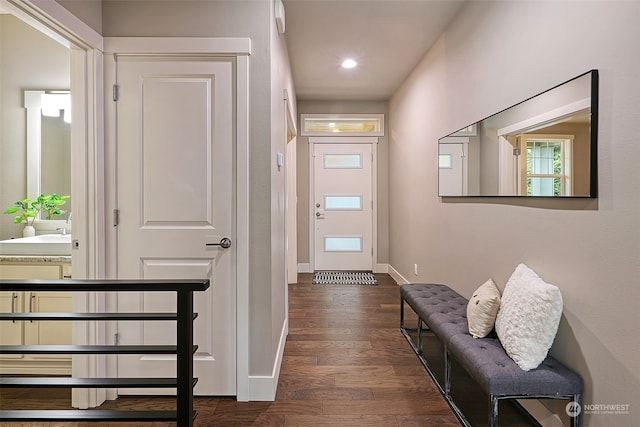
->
[400, 283, 583, 427]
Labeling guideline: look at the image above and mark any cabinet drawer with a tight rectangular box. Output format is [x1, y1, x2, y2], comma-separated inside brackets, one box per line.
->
[0, 264, 62, 279]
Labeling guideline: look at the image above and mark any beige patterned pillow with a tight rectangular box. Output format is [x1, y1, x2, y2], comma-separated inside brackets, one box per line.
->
[467, 279, 501, 338]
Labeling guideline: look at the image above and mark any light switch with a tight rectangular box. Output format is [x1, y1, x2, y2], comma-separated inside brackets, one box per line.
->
[277, 152, 284, 170]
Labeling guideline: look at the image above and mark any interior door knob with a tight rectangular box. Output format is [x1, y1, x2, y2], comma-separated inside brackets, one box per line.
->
[206, 237, 232, 249]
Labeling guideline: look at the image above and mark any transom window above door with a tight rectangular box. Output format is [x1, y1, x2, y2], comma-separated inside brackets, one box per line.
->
[301, 114, 384, 136]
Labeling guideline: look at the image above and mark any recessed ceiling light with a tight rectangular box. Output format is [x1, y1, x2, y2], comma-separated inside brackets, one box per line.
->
[341, 59, 357, 69]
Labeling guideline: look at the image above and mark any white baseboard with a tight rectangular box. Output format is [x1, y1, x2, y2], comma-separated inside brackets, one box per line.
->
[299, 263, 389, 274]
[247, 318, 288, 401]
[297, 263, 311, 273]
[374, 263, 388, 274]
[388, 264, 410, 285]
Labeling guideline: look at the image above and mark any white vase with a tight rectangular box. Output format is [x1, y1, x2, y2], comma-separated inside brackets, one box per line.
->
[22, 225, 36, 237]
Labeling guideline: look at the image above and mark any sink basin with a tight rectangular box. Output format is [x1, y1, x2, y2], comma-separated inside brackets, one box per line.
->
[0, 234, 72, 255]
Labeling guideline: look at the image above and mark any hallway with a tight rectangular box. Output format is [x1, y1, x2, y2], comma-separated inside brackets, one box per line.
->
[1, 273, 535, 426]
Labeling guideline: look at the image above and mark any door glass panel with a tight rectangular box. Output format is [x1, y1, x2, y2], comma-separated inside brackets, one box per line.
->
[439, 154, 452, 168]
[301, 114, 384, 136]
[324, 236, 362, 252]
[325, 195, 362, 210]
[324, 153, 362, 169]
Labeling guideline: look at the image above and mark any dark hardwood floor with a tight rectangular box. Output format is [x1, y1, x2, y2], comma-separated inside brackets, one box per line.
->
[1, 273, 535, 426]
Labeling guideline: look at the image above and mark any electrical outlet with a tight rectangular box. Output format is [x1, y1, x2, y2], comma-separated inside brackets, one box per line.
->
[414, 263, 418, 276]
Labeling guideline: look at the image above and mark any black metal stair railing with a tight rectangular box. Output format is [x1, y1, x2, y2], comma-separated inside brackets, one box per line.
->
[0, 279, 209, 427]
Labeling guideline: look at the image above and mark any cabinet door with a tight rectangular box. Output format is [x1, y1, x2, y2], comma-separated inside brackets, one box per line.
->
[0, 292, 24, 359]
[24, 292, 72, 360]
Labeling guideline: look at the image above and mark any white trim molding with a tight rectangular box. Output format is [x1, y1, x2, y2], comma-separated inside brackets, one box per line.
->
[246, 319, 288, 401]
[388, 264, 410, 285]
[3, 0, 104, 410]
[6, 0, 103, 49]
[103, 37, 251, 56]
[297, 263, 311, 273]
[309, 136, 378, 144]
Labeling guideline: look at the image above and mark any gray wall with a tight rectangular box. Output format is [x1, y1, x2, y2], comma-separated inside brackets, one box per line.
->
[389, 1, 639, 425]
[58, 0, 102, 34]
[0, 15, 70, 240]
[296, 101, 390, 267]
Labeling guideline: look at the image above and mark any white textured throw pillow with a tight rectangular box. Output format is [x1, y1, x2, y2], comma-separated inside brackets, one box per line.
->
[495, 264, 563, 371]
[467, 279, 501, 338]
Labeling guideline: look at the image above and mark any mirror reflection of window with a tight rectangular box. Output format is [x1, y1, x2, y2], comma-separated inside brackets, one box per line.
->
[519, 135, 573, 196]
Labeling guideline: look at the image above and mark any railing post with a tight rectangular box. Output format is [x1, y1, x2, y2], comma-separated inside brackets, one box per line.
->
[176, 289, 194, 427]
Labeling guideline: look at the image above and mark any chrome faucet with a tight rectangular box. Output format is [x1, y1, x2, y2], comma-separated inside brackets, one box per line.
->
[57, 213, 72, 235]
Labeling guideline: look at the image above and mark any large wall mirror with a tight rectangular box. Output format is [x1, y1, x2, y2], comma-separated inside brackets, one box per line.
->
[25, 90, 72, 218]
[438, 70, 598, 197]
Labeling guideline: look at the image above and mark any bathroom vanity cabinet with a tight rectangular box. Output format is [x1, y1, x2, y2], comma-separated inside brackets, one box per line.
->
[0, 257, 72, 374]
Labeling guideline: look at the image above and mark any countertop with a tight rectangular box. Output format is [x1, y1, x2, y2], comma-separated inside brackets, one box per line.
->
[0, 255, 71, 263]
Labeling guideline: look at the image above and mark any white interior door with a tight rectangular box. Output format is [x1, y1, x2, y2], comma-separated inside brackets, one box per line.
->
[313, 143, 373, 271]
[115, 56, 236, 396]
[438, 143, 465, 196]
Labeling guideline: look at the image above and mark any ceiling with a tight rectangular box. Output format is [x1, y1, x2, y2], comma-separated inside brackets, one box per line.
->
[282, 0, 468, 101]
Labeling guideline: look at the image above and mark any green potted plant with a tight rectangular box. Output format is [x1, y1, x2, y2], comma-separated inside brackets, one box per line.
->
[4, 194, 70, 237]
[38, 193, 70, 220]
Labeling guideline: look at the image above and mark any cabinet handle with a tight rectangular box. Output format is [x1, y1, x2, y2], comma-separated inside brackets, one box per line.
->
[29, 293, 35, 322]
[11, 293, 17, 323]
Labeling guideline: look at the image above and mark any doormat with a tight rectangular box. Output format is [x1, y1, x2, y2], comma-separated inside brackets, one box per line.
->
[312, 271, 378, 285]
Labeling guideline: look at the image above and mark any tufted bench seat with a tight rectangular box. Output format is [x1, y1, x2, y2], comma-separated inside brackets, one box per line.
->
[400, 283, 583, 427]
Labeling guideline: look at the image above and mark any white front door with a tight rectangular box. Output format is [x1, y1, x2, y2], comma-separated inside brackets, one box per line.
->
[115, 56, 236, 396]
[313, 143, 373, 271]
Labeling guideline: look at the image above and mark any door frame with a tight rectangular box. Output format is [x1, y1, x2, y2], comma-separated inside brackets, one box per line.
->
[103, 37, 251, 401]
[308, 136, 378, 272]
[3, 0, 104, 409]
[284, 90, 298, 285]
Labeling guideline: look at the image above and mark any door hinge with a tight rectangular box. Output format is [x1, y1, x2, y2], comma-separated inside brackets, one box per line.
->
[113, 208, 120, 227]
[113, 84, 119, 102]
[114, 333, 120, 345]
[513, 148, 521, 156]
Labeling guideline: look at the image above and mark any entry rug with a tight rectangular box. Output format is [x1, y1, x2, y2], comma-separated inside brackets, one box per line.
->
[312, 271, 378, 285]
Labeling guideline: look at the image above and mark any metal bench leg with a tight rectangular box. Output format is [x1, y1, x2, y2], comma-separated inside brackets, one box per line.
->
[571, 394, 582, 427]
[417, 319, 424, 355]
[444, 346, 452, 397]
[489, 395, 498, 427]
